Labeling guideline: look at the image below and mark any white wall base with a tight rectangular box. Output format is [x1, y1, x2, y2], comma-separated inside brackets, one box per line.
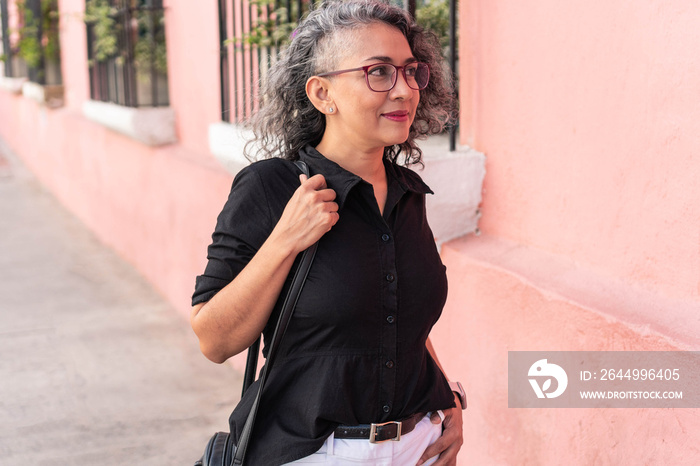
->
[208, 122, 252, 175]
[0, 76, 28, 94]
[413, 135, 486, 246]
[21, 82, 64, 108]
[82, 100, 177, 146]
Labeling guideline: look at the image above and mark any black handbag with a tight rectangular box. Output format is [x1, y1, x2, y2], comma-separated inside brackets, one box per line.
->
[195, 161, 318, 466]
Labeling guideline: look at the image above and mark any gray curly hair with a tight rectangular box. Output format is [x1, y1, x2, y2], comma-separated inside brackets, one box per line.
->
[245, 0, 455, 166]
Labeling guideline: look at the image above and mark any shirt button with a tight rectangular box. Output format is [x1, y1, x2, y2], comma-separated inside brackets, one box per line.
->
[381, 233, 390, 242]
[386, 273, 395, 282]
[383, 404, 391, 413]
[385, 360, 394, 368]
[386, 315, 395, 324]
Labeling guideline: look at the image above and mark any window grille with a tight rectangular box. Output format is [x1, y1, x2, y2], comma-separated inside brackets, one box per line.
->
[217, 0, 315, 123]
[85, 0, 169, 107]
[1, 0, 61, 84]
[0, 0, 12, 77]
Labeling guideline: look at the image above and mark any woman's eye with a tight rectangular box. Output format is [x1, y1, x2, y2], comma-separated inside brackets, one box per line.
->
[369, 65, 392, 77]
[405, 65, 418, 77]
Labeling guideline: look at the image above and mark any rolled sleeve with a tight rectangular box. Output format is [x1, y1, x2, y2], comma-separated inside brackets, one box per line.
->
[192, 166, 274, 306]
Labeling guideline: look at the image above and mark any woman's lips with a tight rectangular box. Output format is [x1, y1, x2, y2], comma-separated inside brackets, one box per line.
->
[381, 111, 409, 122]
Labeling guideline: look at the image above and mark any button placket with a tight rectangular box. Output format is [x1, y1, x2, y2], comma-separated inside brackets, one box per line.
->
[378, 226, 398, 419]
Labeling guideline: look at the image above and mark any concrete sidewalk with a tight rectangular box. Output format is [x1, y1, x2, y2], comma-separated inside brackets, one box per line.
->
[0, 140, 241, 465]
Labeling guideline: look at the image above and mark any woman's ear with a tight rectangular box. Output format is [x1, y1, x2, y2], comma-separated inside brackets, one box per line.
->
[306, 76, 335, 115]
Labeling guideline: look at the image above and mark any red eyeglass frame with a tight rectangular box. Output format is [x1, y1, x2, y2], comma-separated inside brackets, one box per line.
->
[316, 62, 430, 92]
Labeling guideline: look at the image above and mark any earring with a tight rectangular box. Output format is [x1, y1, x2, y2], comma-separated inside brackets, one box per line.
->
[328, 107, 334, 113]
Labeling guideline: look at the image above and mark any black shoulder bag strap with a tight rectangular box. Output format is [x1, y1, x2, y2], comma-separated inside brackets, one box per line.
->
[232, 160, 318, 465]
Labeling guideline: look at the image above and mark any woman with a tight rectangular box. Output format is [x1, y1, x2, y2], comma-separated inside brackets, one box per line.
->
[191, 1, 464, 464]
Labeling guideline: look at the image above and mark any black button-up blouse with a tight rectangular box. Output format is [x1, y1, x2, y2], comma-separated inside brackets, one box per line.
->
[192, 145, 455, 465]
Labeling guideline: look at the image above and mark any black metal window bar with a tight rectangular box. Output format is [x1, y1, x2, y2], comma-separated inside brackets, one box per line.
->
[218, 0, 457, 150]
[0, 0, 62, 84]
[85, 0, 169, 107]
[0, 0, 14, 77]
[217, 0, 312, 124]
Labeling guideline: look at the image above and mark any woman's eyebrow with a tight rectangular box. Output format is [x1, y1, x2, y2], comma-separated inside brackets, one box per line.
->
[362, 56, 417, 64]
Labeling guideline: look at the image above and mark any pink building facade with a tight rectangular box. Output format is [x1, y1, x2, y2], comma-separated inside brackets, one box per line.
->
[1, 1, 698, 464]
[432, 1, 700, 464]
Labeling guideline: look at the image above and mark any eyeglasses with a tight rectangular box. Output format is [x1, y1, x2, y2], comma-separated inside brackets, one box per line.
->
[317, 62, 430, 92]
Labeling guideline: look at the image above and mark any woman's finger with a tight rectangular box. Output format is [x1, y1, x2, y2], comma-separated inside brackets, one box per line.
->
[278, 173, 339, 250]
[300, 173, 328, 191]
[429, 411, 444, 424]
[417, 407, 462, 466]
[322, 201, 339, 214]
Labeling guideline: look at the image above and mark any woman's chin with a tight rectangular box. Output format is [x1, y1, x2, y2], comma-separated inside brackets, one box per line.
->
[382, 131, 411, 148]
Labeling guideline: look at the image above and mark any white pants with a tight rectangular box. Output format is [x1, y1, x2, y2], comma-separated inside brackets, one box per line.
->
[284, 412, 444, 465]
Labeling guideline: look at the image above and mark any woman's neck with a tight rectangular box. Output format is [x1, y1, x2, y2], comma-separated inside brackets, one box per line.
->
[315, 139, 385, 182]
[316, 138, 389, 215]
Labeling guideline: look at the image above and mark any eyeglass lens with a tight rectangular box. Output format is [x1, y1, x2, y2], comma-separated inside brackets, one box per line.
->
[366, 63, 429, 91]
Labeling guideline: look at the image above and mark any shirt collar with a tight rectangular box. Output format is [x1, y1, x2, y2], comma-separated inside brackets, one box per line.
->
[298, 145, 433, 211]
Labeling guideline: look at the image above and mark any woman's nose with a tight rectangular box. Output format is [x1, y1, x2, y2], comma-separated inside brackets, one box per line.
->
[389, 69, 414, 99]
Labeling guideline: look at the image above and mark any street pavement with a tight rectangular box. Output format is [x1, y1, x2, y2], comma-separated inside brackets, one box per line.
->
[0, 139, 242, 465]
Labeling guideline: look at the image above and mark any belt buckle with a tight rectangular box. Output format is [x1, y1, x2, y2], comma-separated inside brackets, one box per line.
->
[369, 420, 402, 443]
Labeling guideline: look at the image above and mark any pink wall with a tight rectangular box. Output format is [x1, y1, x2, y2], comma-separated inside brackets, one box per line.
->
[55, 0, 88, 110]
[432, 237, 699, 465]
[0, 0, 232, 317]
[446, 0, 700, 464]
[460, 0, 700, 302]
[163, 0, 222, 155]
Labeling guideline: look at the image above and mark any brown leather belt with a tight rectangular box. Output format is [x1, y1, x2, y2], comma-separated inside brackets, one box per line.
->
[333, 412, 426, 443]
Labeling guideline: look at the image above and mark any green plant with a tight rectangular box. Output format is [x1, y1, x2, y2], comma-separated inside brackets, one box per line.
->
[41, 0, 60, 62]
[15, 0, 61, 70]
[15, 0, 60, 68]
[229, 0, 305, 50]
[416, 0, 451, 50]
[16, 3, 40, 67]
[222, 0, 453, 69]
[133, 10, 168, 76]
[84, 0, 119, 63]
[237, 0, 452, 54]
[85, 0, 168, 76]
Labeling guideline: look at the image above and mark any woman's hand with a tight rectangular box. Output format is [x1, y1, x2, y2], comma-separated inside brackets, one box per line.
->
[416, 393, 464, 465]
[272, 173, 339, 254]
[191, 172, 338, 363]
